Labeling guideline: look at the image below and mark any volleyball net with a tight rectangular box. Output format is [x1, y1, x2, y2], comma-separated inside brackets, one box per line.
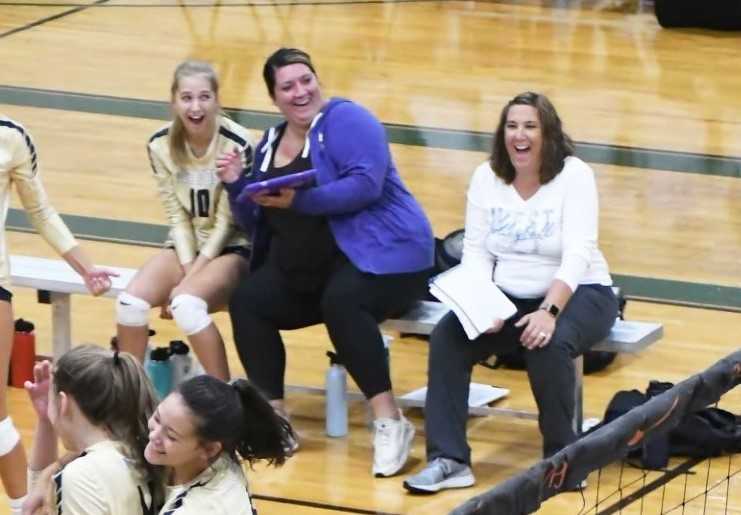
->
[451, 349, 741, 515]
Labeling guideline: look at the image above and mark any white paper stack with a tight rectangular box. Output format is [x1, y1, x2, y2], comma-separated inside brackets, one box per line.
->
[429, 264, 517, 340]
[399, 383, 510, 408]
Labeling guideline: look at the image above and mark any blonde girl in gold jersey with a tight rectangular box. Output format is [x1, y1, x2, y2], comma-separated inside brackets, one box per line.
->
[115, 61, 253, 380]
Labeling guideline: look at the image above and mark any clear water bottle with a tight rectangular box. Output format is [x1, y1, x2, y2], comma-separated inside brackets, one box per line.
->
[325, 351, 348, 437]
[146, 347, 172, 399]
[169, 340, 192, 387]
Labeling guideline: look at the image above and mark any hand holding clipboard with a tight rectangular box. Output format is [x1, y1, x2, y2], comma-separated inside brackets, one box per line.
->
[236, 169, 318, 204]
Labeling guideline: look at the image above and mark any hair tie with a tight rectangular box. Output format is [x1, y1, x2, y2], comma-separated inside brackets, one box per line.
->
[113, 350, 121, 365]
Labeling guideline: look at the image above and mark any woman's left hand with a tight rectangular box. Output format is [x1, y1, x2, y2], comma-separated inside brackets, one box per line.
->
[252, 188, 296, 209]
[514, 309, 556, 350]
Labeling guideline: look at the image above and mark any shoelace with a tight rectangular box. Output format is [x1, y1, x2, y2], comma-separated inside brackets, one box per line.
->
[431, 458, 452, 476]
[375, 422, 393, 445]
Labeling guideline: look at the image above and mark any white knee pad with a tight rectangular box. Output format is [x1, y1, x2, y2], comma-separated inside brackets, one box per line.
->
[116, 292, 151, 327]
[170, 294, 212, 336]
[0, 417, 20, 457]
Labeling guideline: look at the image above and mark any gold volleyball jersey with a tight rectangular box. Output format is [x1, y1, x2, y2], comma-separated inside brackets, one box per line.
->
[161, 455, 255, 515]
[0, 116, 77, 285]
[147, 116, 253, 265]
[51, 440, 155, 515]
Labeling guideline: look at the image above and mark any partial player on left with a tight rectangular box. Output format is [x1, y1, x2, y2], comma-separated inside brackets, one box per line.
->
[0, 115, 117, 514]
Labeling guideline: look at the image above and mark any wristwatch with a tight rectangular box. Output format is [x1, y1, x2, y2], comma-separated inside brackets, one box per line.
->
[539, 303, 560, 318]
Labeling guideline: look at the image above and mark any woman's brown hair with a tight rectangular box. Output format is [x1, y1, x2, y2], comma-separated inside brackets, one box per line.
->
[490, 91, 574, 184]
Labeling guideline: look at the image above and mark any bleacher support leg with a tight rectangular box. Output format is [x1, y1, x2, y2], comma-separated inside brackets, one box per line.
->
[50, 292, 72, 360]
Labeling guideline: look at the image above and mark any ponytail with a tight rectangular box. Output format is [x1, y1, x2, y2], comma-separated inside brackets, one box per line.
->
[177, 376, 291, 467]
[231, 379, 291, 466]
[54, 345, 165, 504]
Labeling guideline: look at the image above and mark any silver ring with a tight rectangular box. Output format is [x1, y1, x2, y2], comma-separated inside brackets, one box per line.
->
[539, 331, 548, 338]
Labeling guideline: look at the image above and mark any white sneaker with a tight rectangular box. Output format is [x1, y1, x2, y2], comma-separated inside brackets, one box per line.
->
[372, 415, 415, 477]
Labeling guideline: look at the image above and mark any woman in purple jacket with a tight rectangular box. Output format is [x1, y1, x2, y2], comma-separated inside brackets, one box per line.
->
[217, 48, 433, 478]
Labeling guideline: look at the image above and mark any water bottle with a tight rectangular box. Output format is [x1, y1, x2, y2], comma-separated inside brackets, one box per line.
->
[146, 347, 172, 399]
[10, 319, 36, 388]
[325, 351, 348, 437]
[169, 340, 192, 386]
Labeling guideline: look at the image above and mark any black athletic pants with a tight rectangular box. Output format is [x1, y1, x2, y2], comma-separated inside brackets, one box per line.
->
[228, 258, 429, 400]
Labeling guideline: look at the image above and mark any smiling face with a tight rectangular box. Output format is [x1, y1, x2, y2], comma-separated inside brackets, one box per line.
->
[504, 104, 543, 177]
[145, 393, 217, 477]
[171, 73, 219, 141]
[271, 63, 324, 129]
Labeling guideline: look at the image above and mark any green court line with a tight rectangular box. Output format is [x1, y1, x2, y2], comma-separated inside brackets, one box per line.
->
[1, 85, 739, 177]
[7, 209, 165, 248]
[6, 208, 740, 311]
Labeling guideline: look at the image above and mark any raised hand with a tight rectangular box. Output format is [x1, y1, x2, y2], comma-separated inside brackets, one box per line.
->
[216, 147, 243, 184]
[24, 361, 53, 420]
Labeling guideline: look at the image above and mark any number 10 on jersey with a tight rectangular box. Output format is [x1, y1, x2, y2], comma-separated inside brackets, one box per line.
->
[190, 189, 210, 217]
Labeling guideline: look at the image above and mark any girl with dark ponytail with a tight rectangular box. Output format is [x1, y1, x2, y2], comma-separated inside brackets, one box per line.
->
[23, 345, 164, 514]
[145, 375, 291, 514]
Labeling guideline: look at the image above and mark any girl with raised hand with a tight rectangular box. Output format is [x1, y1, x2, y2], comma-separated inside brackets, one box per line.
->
[145, 374, 291, 514]
[116, 60, 253, 380]
[23, 345, 163, 514]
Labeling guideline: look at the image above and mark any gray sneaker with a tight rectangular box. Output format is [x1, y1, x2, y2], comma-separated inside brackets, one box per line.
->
[403, 457, 475, 494]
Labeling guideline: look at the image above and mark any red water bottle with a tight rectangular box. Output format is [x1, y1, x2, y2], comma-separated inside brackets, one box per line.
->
[10, 319, 35, 388]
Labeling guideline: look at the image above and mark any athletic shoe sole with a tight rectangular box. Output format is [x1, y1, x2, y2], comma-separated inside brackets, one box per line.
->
[403, 474, 475, 494]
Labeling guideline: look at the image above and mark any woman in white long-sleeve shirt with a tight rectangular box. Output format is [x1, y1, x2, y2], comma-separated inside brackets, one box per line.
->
[403, 92, 618, 494]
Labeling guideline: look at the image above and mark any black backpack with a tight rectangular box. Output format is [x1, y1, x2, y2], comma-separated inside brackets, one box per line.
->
[592, 380, 741, 469]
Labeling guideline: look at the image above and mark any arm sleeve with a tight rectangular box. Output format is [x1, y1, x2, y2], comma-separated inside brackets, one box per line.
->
[553, 161, 600, 292]
[10, 130, 77, 255]
[460, 166, 496, 277]
[291, 104, 388, 216]
[199, 186, 235, 259]
[148, 144, 197, 264]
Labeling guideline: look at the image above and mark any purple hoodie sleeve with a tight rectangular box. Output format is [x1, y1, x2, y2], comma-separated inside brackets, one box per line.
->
[291, 103, 388, 216]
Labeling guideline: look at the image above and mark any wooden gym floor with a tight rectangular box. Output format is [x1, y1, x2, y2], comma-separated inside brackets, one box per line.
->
[1, 1, 739, 513]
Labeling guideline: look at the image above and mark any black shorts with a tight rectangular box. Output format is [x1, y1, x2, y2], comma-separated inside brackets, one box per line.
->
[0, 286, 13, 303]
[220, 246, 251, 260]
[164, 246, 251, 261]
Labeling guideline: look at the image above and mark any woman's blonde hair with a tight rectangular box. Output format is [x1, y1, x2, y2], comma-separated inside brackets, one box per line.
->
[169, 59, 220, 167]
